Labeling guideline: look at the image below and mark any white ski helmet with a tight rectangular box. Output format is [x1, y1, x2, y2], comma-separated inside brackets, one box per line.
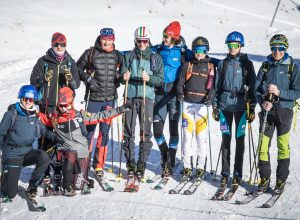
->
[134, 26, 151, 40]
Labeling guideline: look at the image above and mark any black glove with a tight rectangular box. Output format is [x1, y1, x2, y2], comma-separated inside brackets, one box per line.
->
[64, 68, 72, 81]
[212, 107, 220, 121]
[247, 104, 255, 123]
[87, 76, 97, 89]
[203, 95, 211, 107]
[118, 102, 133, 113]
[177, 93, 184, 102]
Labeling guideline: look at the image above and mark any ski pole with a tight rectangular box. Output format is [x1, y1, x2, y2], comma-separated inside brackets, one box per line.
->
[108, 99, 115, 173]
[207, 106, 214, 175]
[85, 71, 95, 112]
[142, 79, 146, 142]
[212, 143, 222, 181]
[246, 102, 253, 185]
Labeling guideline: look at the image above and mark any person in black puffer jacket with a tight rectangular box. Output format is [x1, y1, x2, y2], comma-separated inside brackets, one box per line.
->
[76, 28, 123, 177]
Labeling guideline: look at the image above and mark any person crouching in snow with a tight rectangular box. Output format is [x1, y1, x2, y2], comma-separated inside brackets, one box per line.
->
[176, 36, 215, 181]
[0, 85, 62, 202]
[39, 87, 130, 196]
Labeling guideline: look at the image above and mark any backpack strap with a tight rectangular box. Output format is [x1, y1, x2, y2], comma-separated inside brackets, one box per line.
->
[220, 58, 228, 87]
[87, 46, 94, 73]
[150, 53, 157, 72]
[185, 62, 193, 81]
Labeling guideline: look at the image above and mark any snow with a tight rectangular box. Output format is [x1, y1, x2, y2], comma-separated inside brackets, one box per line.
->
[1, 0, 300, 219]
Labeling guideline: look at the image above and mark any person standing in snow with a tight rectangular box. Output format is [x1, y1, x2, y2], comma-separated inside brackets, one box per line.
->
[255, 34, 300, 194]
[176, 36, 215, 181]
[120, 26, 164, 180]
[152, 21, 193, 177]
[77, 28, 123, 178]
[212, 31, 256, 190]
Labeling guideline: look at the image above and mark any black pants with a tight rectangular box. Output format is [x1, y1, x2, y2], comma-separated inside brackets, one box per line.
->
[1, 149, 51, 199]
[220, 110, 247, 179]
[122, 98, 154, 168]
[258, 108, 293, 182]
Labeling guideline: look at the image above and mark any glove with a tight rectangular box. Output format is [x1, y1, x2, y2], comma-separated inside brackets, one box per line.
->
[212, 107, 220, 121]
[177, 93, 184, 102]
[45, 70, 53, 82]
[64, 68, 72, 81]
[87, 76, 97, 89]
[118, 102, 133, 113]
[247, 105, 255, 123]
[203, 95, 211, 107]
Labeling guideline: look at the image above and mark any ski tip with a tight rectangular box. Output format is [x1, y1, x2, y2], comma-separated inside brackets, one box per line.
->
[169, 190, 178, 194]
[183, 190, 192, 195]
[35, 206, 46, 212]
[154, 186, 162, 190]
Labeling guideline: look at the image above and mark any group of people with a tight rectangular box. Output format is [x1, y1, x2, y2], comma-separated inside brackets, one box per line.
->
[1, 21, 300, 203]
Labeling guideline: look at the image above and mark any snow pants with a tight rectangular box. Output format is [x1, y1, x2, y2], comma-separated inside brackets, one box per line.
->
[258, 108, 293, 182]
[181, 101, 208, 170]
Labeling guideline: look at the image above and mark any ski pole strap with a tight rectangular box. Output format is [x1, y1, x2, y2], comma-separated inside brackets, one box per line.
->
[293, 101, 299, 132]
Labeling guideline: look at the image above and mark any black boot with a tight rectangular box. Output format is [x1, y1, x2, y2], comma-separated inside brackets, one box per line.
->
[136, 162, 145, 181]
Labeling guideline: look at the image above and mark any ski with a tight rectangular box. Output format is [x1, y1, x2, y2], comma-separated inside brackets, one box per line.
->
[124, 176, 139, 193]
[169, 178, 190, 194]
[146, 174, 161, 183]
[94, 174, 114, 192]
[220, 184, 239, 201]
[20, 188, 46, 212]
[154, 177, 169, 190]
[183, 178, 203, 195]
[211, 186, 227, 200]
[260, 191, 282, 208]
[235, 191, 264, 205]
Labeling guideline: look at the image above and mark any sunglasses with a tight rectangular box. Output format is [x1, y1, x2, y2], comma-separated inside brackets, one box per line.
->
[163, 33, 170, 38]
[227, 43, 240, 49]
[136, 39, 149, 44]
[22, 97, 34, 103]
[58, 104, 70, 108]
[271, 46, 285, 52]
[53, 42, 66, 47]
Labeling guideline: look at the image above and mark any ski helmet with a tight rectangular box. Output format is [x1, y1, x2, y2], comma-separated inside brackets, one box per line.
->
[163, 21, 181, 40]
[134, 26, 151, 40]
[192, 36, 210, 51]
[269, 34, 288, 49]
[225, 31, 244, 47]
[58, 87, 74, 105]
[18, 85, 38, 101]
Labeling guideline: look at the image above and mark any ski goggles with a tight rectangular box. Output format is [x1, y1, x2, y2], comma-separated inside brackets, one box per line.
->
[270, 46, 285, 52]
[22, 97, 34, 103]
[53, 42, 66, 48]
[136, 39, 149, 44]
[100, 28, 115, 36]
[227, 43, 240, 49]
[193, 46, 207, 54]
[58, 104, 72, 109]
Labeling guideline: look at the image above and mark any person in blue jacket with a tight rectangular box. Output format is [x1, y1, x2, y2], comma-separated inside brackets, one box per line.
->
[0, 85, 62, 202]
[255, 34, 300, 194]
[152, 21, 193, 176]
[212, 31, 256, 192]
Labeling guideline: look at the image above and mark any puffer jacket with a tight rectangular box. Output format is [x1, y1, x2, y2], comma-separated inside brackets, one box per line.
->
[120, 47, 164, 101]
[30, 49, 81, 108]
[214, 53, 256, 112]
[255, 53, 300, 109]
[77, 36, 123, 102]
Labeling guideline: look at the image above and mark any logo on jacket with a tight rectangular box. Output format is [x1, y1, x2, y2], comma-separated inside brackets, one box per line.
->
[173, 58, 179, 62]
[61, 65, 68, 70]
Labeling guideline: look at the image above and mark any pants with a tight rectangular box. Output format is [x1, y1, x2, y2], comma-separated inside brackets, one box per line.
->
[1, 149, 51, 199]
[153, 93, 180, 150]
[181, 101, 208, 170]
[122, 98, 154, 169]
[73, 157, 89, 190]
[60, 150, 79, 188]
[86, 100, 114, 169]
[220, 110, 247, 179]
[258, 108, 293, 182]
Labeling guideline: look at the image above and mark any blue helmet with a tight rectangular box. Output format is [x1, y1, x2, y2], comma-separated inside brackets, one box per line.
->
[18, 85, 38, 101]
[225, 31, 245, 47]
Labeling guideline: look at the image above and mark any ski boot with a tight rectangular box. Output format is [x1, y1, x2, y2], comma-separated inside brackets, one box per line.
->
[181, 168, 192, 181]
[195, 168, 205, 180]
[274, 179, 285, 194]
[220, 175, 228, 189]
[87, 178, 94, 188]
[257, 177, 270, 193]
[63, 185, 76, 197]
[95, 168, 104, 178]
[52, 173, 62, 195]
[232, 175, 242, 186]
[136, 163, 145, 182]
[127, 164, 136, 178]
[81, 182, 91, 195]
[26, 185, 38, 200]
[43, 175, 53, 196]
[0, 189, 12, 203]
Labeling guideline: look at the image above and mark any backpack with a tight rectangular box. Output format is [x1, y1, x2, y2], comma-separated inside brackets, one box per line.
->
[185, 61, 214, 81]
[127, 50, 158, 73]
[261, 61, 294, 81]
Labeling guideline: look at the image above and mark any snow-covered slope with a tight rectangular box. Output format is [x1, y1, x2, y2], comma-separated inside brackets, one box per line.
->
[1, 0, 300, 219]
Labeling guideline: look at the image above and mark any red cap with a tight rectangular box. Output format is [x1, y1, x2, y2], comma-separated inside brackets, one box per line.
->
[52, 32, 67, 45]
[58, 87, 74, 105]
[164, 21, 181, 40]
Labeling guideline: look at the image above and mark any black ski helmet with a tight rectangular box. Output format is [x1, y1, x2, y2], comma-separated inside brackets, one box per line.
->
[192, 36, 210, 51]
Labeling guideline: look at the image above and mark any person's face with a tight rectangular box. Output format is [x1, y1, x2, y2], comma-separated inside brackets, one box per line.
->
[21, 97, 34, 109]
[163, 34, 173, 46]
[271, 46, 285, 61]
[227, 42, 241, 56]
[52, 42, 66, 54]
[58, 103, 72, 113]
[136, 39, 149, 50]
[100, 38, 114, 50]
